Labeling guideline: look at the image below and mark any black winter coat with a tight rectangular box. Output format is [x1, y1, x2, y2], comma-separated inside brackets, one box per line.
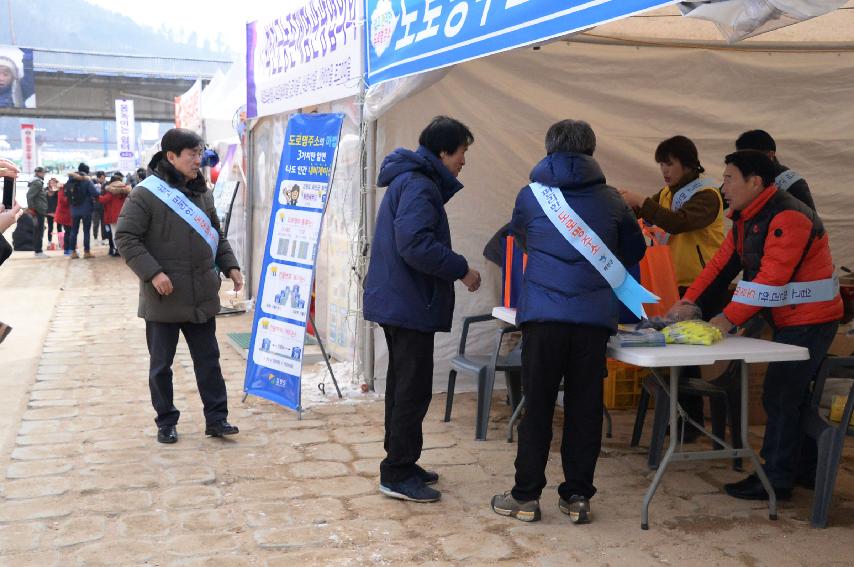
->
[115, 153, 239, 323]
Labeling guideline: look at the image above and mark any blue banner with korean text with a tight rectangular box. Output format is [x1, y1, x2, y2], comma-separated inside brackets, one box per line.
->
[365, 0, 677, 86]
[243, 113, 344, 413]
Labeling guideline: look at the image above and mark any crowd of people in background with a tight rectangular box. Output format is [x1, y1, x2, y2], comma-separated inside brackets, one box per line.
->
[11, 162, 139, 258]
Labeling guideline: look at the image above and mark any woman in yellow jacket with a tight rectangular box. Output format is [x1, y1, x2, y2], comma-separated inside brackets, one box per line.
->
[620, 135, 724, 294]
[620, 135, 724, 440]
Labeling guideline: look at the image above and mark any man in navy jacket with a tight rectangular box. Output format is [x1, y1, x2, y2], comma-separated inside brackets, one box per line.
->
[66, 163, 101, 259]
[491, 120, 646, 524]
[363, 116, 481, 503]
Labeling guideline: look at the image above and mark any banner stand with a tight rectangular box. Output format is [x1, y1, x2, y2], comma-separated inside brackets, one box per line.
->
[309, 312, 342, 399]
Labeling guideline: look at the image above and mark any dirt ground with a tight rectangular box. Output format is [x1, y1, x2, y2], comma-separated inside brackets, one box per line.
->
[1, 247, 852, 566]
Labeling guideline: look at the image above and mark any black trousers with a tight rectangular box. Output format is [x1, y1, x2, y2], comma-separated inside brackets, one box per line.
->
[512, 322, 610, 502]
[145, 318, 229, 427]
[46, 215, 59, 243]
[380, 325, 434, 483]
[92, 208, 104, 239]
[33, 213, 44, 253]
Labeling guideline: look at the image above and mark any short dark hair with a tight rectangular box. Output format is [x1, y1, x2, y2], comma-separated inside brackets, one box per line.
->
[724, 150, 776, 187]
[110, 172, 123, 182]
[95, 170, 105, 178]
[735, 129, 776, 152]
[161, 128, 204, 156]
[418, 116, 474, 157]
[78, 162, 90, 174]
[655, 135, 704, 173]
[545, 119, 596, 156]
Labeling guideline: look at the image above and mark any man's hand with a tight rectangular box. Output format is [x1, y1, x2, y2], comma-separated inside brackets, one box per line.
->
[0, 202, 22, 233]
[666, 299, 702, 322]
[618, 189, 646, 209]
[461, 268, 481, 292]
[228, 269, 244, 293]
[151, 272, 173, 296]
[709, 313, 734, 335]
[0, 159, 19, 179]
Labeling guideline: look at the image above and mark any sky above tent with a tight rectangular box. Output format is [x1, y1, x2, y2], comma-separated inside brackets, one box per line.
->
[85, 0, 305, 55]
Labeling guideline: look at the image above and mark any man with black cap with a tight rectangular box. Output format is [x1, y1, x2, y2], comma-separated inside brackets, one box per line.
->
[66, 162, 100, 259]
[116, 128, 242, 444]
[735, 130, 816, 211]
[27, 166, 48, 258]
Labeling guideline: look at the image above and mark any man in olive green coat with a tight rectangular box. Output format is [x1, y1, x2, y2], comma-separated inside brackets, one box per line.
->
[116, 128, 243, 444]
[27, 166, 48, 257]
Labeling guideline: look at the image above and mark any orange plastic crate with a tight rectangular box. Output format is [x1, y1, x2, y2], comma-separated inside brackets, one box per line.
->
[604, 359, 647, 410]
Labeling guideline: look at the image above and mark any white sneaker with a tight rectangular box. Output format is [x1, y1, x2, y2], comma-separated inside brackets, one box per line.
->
[33, 252, 49, 259]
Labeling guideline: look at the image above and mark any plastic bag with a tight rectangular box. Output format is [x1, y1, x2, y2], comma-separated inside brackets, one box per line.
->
[662, 320, 723, 345]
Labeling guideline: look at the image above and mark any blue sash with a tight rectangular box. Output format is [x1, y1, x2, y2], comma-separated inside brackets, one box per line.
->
[529, 182, 659, 319]
[139, 176, 219, 260]
[775, 170, 803, 192]
[732, 277, 838, 307]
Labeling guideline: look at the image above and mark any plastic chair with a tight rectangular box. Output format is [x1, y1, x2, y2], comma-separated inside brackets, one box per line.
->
[801, 356, 854, 528]
[444, 314, 522, 440]
[630, 317, 766, 470]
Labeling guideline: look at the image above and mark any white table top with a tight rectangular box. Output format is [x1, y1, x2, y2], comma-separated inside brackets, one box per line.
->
[491, 306, 809, 367]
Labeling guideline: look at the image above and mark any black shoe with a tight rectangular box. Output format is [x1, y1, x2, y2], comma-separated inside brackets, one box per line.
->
[380, 476, 441, 503]
[205, 420, 239, 437]
[414, 464, 439, 485]
[724, 474, 792, 501]
[157, 425, 177, 444]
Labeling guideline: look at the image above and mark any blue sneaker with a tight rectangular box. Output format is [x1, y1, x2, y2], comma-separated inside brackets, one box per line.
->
[63, 250, 71, 256]
[414, 464, 439, 485]
[379, 476, 441, 503]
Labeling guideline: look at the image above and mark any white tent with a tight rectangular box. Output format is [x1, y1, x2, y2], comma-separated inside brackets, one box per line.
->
[244, 2, 854, 392]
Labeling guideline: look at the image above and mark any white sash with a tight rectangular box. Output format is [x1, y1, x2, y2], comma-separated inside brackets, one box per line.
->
[139, 176, 219, 259]
[659, 178, 716, 244]
[775, 170, 803, 192]
[732, 277, 838, 307]
[529, 182, 658, 319]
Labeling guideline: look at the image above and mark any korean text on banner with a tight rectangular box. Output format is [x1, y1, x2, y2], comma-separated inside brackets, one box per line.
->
[174, 80, 203, 133]
[365, 0, 678, 86]
[115, 99, 136, 174]
[246, 0, 363, 119]
[243, 113, 344, 413]
[20, 124, 36, 173]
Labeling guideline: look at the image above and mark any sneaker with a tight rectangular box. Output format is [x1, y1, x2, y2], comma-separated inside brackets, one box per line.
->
[83, 251, 94, 259]
[379, 476, 441, 503]
[70, 251, 79, 259]
[47, 243, 56, 251]
[414, 463, 439, 485]
[33, 252, 48, 258]
[63, 250, 71, 256]
[559, 495, 592, 524]
[491, 491, 541, 522]
[205, 420, 239, 437]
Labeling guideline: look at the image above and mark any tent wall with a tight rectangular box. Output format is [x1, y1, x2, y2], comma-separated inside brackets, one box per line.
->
[247, 99, 363, 369]
[374, 40, 854, 390]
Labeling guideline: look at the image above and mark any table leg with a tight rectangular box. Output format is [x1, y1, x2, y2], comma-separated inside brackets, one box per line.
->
[740, 361, 777, 520]
[641, 365, 680, 530]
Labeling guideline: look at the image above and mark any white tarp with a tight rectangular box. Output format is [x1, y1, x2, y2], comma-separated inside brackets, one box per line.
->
[679, 0, 848, 42]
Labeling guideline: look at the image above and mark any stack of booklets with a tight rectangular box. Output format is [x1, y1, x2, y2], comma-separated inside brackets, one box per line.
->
[616, 328, 666, 347]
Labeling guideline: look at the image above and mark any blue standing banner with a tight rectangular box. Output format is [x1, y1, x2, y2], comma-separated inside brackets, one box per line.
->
[243, 113, 345, 414]
[365, 0, 678, 86]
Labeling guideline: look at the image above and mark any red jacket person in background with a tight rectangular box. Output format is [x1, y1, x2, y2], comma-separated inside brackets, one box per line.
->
[674, 150, 842, 501]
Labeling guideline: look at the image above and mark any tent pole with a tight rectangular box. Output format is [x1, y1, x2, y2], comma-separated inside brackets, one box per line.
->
[364, 119, 377, 392]
[244, 123, 255, 300]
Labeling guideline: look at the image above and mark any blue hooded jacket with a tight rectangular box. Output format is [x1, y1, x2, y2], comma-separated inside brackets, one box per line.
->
[68, 175, 100, 218]
[511, 152, 646, 332]
[363, 146, 469, 332]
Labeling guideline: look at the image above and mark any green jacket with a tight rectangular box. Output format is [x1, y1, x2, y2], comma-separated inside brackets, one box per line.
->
[27, 177, 47, 215]
[115, 155, 239, 324]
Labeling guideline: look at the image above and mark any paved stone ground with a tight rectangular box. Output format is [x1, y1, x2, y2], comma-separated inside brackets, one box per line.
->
[1, 251, 853, 566]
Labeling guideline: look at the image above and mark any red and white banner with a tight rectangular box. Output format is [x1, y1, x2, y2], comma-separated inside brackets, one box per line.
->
[20, 124, 36, 174]
[174, 79, 203, 134]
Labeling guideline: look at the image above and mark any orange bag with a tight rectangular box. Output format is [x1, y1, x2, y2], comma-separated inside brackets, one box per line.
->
[638, 224, 680, 318]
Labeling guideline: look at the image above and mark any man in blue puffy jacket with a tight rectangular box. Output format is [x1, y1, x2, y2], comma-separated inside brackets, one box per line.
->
[364, 116, 481, 503]
[491, 120, 646, 524]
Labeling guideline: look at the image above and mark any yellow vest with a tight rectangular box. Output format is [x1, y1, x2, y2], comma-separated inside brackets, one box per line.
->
[657, 185, 725, 288]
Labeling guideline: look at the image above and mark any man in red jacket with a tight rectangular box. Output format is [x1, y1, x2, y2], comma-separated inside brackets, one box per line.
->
[675, 150, 842, 501]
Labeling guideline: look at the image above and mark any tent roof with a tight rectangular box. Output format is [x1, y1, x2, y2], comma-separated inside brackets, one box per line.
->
[592, 2, 854, 46]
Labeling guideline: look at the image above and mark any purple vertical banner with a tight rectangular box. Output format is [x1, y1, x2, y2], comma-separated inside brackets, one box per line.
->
[243, 113, 344, 414]
[246, 21, 258, 118]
